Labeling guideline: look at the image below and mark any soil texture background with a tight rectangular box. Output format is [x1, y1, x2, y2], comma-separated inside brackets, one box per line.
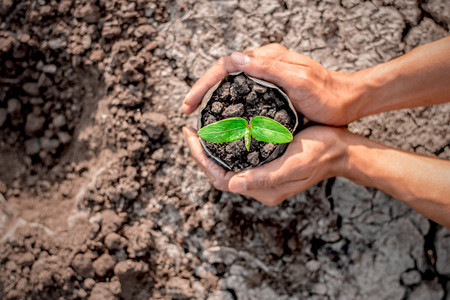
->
[0, 0, 449, 299]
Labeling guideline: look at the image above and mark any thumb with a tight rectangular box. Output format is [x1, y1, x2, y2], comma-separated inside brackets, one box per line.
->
[228, 156, 293, 193]
[230, 52, 289, 88]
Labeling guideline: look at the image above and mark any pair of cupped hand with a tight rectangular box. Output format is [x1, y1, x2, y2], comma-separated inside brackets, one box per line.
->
[182, 44, 358, 205]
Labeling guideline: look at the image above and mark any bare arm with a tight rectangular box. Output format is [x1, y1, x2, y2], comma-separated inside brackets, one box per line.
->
[340, 132, 450, 227]
[350, 36, 450, 120]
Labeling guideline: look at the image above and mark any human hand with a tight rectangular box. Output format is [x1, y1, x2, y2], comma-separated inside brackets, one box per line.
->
[183, 125, 348, 205]
[183, 44, 360, 126]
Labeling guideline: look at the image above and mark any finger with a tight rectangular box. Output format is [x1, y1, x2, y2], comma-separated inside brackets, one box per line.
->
[228, 147, 306, 193]
[245, 43, 288, 58]
[230, 52, 312, 89]
[230, 52, 305, 88]
[182, 126, 235, 191]
[238, 180, 307, 206]
[243, 46, 257, 54]
[182, 56, 239, 114]
[243, 44, 314, 66]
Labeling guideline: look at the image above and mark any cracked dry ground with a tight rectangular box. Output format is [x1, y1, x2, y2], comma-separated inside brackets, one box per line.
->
[0, 0, 449, 299]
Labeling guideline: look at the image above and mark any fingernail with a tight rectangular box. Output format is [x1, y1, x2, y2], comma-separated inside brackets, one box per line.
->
[182, 103, 189, 113]
[231, 52, 249, 66]
[230, 176, 247, 192]
[183, 91, 191, 104]
[182, 125, 192, 134]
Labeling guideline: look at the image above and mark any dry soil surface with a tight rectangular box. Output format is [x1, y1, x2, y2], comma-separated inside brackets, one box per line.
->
[0, 0, 449, 299]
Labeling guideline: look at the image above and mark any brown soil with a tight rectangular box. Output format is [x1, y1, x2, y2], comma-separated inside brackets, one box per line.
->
[0, 0, 449, 299]
[200, 73, 298, 172]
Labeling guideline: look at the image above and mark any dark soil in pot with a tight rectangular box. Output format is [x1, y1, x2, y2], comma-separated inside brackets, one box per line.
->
[199, 73, 301, 172]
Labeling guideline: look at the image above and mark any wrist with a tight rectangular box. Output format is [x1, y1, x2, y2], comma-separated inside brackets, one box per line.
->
[332, 130, 376, 184]
[349, 62, 398, 120]
[336, 131, 388, 190]
[328, 70, 367, 124]
[326, 128, 353, 178]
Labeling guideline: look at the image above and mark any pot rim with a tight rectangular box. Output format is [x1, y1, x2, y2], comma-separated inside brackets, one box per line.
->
[197, 72, 299, 171]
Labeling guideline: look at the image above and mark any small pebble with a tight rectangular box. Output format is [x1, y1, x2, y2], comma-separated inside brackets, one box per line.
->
[57, 132, 72, 144]
[7, 98, 21, 114]
[25, 113, 46, 135]
[52, 114, 66, 128]
[25, 138, 40, 156]
[48, 38, 67, 50]
[81, 35, 92, 49]
[312, 283, 327, 295]
[22, 82, 40, 96]
[306, 260, 321, 272]
[43, 64, 57, 74]
[5, 260, 17, 271]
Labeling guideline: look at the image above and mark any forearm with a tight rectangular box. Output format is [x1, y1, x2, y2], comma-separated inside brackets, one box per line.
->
[338, 133, 450, 228]
[349, 36, 450, 120]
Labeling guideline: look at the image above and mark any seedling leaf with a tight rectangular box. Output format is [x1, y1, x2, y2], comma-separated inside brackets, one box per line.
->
[198, 117, 248, 143]
[250, 116, 293, 143]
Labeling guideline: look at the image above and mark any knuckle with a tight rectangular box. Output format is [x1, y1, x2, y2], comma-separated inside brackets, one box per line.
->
[216, 57, 226, 65]
[211, 177, 227, 191]
[265, 199, 277, 206]
[266, 196, 282, 206]
[211, 181, 225, 191]
[303, 67, 314, 80]
[244, 46, 256, 53]
[254, 195, 274, 205]
[267, 43, 287, 51]
[256, 58, 276, 73]
[253, 191, 285, 206]
[253, 176, 274, 190]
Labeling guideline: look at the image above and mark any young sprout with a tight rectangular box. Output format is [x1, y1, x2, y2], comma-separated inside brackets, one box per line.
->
[198, 116, 293, 151]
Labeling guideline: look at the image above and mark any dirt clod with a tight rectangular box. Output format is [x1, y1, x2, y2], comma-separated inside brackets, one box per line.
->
[93, 253, 116, 277]
[89, 282, 118, 300]
[71, 253, 94, 278]
[222, 103, 245, 118]
[12, 252, 35, 267]
[211, 101, 224, 114]
[140, 112, 167, 140]
[104, 232, 126, 250]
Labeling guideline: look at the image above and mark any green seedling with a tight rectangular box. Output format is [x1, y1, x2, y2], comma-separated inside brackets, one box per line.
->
[198, 116, 293, 151]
